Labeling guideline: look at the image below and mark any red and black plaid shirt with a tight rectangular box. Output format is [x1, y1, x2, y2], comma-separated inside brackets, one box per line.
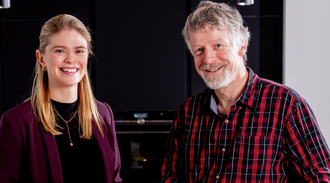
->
[160, 68, 330, 183]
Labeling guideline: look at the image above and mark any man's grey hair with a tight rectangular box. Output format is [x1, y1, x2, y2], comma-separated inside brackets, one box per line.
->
[183, 1, 251, 63]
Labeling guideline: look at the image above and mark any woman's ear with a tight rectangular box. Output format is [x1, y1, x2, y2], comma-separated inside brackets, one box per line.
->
[36, 50, 45, 66]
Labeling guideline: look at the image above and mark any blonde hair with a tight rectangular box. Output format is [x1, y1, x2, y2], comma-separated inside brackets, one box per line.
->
[29, 14, 103, 139]
[183, 1, 250, 63]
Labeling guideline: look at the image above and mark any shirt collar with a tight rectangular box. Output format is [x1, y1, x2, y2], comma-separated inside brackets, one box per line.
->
[209, 67, 257, 112]
[239, 67, 257, 108]
[210, 94, 218, 114]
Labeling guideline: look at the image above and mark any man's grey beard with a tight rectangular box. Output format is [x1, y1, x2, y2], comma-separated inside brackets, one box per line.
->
[199, 65, 231, 89]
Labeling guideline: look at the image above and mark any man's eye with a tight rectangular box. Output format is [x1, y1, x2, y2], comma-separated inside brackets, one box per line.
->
[55, 50, 64, 53]
[216, 44, 222, 48]
[194, 48, 203, 55]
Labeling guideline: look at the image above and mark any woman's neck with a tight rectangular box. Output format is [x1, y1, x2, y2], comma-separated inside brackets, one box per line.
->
[49, 85, 78, 103]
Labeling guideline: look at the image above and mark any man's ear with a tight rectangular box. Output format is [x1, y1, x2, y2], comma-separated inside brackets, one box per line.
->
[238, 40, 247, 56]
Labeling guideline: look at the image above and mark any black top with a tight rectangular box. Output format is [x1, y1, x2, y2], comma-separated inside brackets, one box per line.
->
[52, 100, 105, 183]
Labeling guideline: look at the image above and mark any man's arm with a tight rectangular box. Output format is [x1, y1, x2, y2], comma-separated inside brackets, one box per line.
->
[160, 110, 185, 183]
[285, 99, 330, 182]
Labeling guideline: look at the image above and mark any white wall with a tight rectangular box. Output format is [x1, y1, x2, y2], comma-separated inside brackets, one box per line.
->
[284, 0, 330, 142]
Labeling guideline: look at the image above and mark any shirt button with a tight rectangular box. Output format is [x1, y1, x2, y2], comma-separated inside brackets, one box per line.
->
[225, 119, 229, 123]
[216, 175, 220, 179]
[222, 148, 226, 152]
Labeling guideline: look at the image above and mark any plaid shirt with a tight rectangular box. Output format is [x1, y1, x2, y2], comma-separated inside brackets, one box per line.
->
[160, 68, 330, 183]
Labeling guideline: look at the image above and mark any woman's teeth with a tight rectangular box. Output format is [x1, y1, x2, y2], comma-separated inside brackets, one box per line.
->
[61, 68, 77, 73]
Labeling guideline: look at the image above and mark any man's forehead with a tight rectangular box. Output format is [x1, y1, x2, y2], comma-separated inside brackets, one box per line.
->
[190, 24, 229, 36]
[199, 23, 227, 32]
[191, 26, 229, 40]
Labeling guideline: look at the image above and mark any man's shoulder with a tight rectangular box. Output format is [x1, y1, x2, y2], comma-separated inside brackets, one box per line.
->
[179, 88, 212, 110]
[257, 77, 303, 103]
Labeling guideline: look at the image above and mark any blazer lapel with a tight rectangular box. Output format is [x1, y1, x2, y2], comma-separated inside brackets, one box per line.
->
[93, 119, 115, 182]
[41, 129, 63, 183]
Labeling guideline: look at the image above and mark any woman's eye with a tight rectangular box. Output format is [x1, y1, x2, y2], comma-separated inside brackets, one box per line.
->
[55, 50, 64, 54]
[76, 50, 84, 54]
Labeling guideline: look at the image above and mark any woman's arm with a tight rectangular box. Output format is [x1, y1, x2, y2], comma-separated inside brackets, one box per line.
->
[0, 112, 23, 183]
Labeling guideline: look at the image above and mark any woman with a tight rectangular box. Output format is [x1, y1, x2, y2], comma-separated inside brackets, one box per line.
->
[0, 14, 122, 183]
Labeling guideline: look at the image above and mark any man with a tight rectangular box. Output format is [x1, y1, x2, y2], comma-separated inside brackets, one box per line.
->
[160, 1, 330, 182]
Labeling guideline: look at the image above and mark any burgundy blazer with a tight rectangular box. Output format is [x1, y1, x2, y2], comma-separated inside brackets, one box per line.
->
[0, 101, 122, 183]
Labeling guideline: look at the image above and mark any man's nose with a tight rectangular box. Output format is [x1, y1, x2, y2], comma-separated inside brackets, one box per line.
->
[203, 49, 217, 64]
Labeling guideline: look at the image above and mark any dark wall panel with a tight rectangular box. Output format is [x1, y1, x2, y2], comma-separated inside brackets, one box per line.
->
[191, 0, 261, 15]
[1, 21, 40, 111]
[0, 1, 90, 20]
[95, 1, 186, 111]
[0, 19, 3, 114]
[0, 1, 283, 114]
[259, 16, 283, 83]
[0, 0, 91, 114]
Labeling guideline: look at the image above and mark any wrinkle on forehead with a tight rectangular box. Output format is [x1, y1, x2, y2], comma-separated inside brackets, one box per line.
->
[190, 26, 231, 48]
[188, 25, 234, 50]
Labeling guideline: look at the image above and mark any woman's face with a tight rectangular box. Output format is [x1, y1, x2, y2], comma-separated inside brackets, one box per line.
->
[37, 28, 88, 90]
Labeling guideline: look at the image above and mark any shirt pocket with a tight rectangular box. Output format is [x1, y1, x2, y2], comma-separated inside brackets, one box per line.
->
[233, 135, 283, 159]
[227, 135, 285, 181]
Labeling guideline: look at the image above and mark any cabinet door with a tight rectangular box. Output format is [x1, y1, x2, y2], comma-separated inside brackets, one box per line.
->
[95, 1, 186, 111]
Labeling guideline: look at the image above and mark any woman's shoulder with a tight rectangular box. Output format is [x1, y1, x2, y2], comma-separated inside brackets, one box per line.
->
[96, 101, 112, 113]
[1, 100, 35, 128]
[96, 100, 110, 109]
[93, 101, 115, 129]
[2, 100, 33, 118]
[95, 100, 114, 119]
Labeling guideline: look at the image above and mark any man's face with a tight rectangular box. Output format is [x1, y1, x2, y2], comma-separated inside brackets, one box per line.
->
[189, 26, 246, 89]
